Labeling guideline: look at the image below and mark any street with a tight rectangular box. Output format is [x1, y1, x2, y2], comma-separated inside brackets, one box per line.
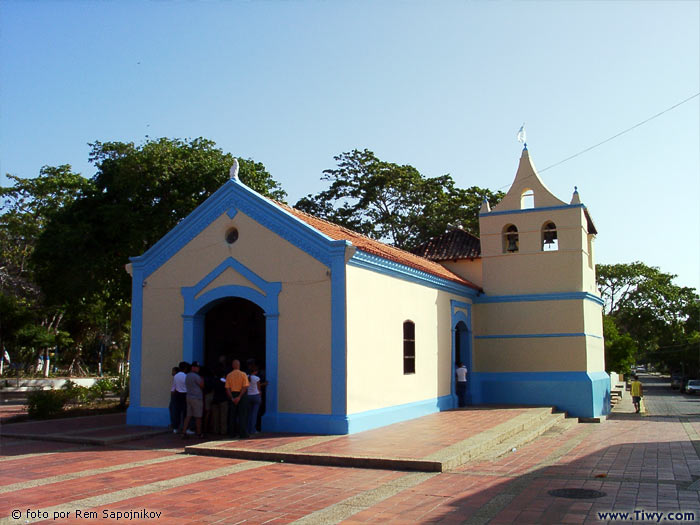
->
[638, 373, 700, 418]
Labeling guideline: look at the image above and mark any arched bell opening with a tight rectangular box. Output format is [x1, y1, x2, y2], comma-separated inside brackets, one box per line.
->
[503, 224, 519, 253]
[541, 221, 558, 251]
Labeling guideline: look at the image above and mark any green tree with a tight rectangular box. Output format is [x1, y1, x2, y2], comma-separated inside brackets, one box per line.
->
[295, 149, 502, 251]
[602, 315, 636, 373]
[597, 262, 699, 374]
[32, 138, 286, 364]
[1, 166, 91, 373]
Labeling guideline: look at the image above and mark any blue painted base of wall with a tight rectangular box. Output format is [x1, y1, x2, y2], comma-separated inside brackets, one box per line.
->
[127, 406, 170, 427]
[472, 371, 611, 418]
[262, 395, 455, 435]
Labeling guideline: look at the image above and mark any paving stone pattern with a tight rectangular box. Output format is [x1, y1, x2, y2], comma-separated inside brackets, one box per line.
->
[1, 375, 699, 524]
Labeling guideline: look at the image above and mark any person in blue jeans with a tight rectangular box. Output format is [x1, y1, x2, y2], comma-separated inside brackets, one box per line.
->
[247, 363, 266, 435]
[455, 362, 468, 407]
[168, 366, 179, 429]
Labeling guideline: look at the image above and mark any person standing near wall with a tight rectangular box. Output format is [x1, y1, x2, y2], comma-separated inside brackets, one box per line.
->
[456, 362, 468, 408]
[225, 359, 250, 439]
[182, 361, 204, 438]
[168, 366, 179, 431]
[172, 362, 189, 433]
[630, 375, 644, 414]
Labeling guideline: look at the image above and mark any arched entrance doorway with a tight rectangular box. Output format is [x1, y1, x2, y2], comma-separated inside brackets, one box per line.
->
[454, 320, 472, 406]
[203, 297, 266, 373]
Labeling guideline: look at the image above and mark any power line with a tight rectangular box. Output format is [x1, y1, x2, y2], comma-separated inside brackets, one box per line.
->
[539, 92, 700, 173]
[493, 92, 700, 191]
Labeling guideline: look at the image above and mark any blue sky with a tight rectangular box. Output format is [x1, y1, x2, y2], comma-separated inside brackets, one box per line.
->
[1, 1, 698, 290]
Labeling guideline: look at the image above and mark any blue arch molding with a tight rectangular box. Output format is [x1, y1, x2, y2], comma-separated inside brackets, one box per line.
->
[450, 300, 472, 408]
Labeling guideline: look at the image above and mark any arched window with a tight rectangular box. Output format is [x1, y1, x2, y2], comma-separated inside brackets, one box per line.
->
[521, 188, 534, 209]
[503, 224, 519, 253]
[541, 221, 558, 251]
[403, 321, 415, 375]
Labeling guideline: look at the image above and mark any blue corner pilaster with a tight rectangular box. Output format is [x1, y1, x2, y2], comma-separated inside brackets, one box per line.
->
[264, 312, 280, 417]
[330, 241, 349, 417]
[126, 262, 144, 425]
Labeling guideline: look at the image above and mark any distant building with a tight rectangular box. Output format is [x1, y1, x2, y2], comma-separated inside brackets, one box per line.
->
[126, 147, 608, 433]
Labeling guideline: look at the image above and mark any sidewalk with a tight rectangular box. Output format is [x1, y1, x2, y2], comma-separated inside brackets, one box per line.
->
[1, 389, 699, 524]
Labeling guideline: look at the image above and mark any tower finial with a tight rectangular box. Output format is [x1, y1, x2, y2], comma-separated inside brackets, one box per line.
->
[229, 159, 240, 181]
[570, 186, 581, 204]
[517, 123, 527, 150]
[480, 195, 491, 214]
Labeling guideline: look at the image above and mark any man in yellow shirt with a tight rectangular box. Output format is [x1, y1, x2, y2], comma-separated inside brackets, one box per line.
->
[225, 359, 250, 438]
[630, 375, 644, 414]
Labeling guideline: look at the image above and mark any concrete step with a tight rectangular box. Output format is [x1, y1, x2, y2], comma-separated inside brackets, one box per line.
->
[432, 407, 570, 470]
[186, 406, 575, 473]
[469, 413, 577, 463]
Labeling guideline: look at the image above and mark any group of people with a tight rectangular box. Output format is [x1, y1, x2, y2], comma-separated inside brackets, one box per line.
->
[169, 357, 266, 439]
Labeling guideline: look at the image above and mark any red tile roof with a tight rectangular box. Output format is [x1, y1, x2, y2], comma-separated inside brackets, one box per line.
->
[412, 228, 481, 261]
[276, 202, 481, 291]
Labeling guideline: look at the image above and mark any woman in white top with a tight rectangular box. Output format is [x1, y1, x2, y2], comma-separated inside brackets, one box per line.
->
[247, 364, 265, 435]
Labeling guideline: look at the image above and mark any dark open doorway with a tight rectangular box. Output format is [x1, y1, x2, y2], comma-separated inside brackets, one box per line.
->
[455, 320, 471, 405]
[204, 297, 266, 373]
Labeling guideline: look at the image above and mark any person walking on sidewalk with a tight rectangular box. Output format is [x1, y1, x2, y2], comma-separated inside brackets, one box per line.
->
[631, 374, 644, 413]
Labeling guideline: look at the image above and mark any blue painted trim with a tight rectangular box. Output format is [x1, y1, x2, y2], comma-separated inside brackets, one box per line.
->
[126, 406, 170, 427]
[347, 395, 453, 434]
[130, 179, 351, 279]
[329, 244, 347, 416]
[481, 203, 585, 217]
[472, 371, 610, 418]
[180, 256, 283, 424]
[262, 412, 350, 435]
[475, 291, 604, 307]
[450, 300, 473, 406]
[263, 395, 454, 434]
[128, 265, 144, 411]
[226, 207, 238, 219]
[475, 333, 603, 340]
[349, 250, 479, 298]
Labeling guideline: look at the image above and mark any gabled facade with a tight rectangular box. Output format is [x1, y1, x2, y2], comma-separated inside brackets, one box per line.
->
[126, 147, 609, 435]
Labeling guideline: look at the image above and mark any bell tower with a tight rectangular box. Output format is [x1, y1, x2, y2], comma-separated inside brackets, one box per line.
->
[472, 146, 609, 420]
[478, 146, 598, 296]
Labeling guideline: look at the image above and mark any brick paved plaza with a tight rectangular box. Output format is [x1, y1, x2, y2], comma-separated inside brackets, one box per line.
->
[2, 376, 700, 524]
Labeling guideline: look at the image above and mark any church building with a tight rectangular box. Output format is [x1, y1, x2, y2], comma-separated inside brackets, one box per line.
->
[126, 147, 610, 434]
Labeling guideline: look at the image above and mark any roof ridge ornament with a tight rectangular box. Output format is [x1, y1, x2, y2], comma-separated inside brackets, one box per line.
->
[229, 159, 240, 181]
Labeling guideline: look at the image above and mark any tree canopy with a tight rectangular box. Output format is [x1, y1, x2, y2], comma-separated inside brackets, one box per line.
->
[1, 137, 285, 375]
[597, 262, 699, 374]
[0, 165, 89, 372]
[33, 138, 286, 310]
[294, 149, 503, 251]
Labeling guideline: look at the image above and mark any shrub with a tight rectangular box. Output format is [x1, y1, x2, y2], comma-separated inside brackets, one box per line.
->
[26, 389, 68, 418]
[61, 379, 96, 404]
[89, 378, 114, 400]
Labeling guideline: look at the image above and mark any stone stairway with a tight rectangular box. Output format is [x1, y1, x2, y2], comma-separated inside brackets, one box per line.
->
[185, 406, 577, 472]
